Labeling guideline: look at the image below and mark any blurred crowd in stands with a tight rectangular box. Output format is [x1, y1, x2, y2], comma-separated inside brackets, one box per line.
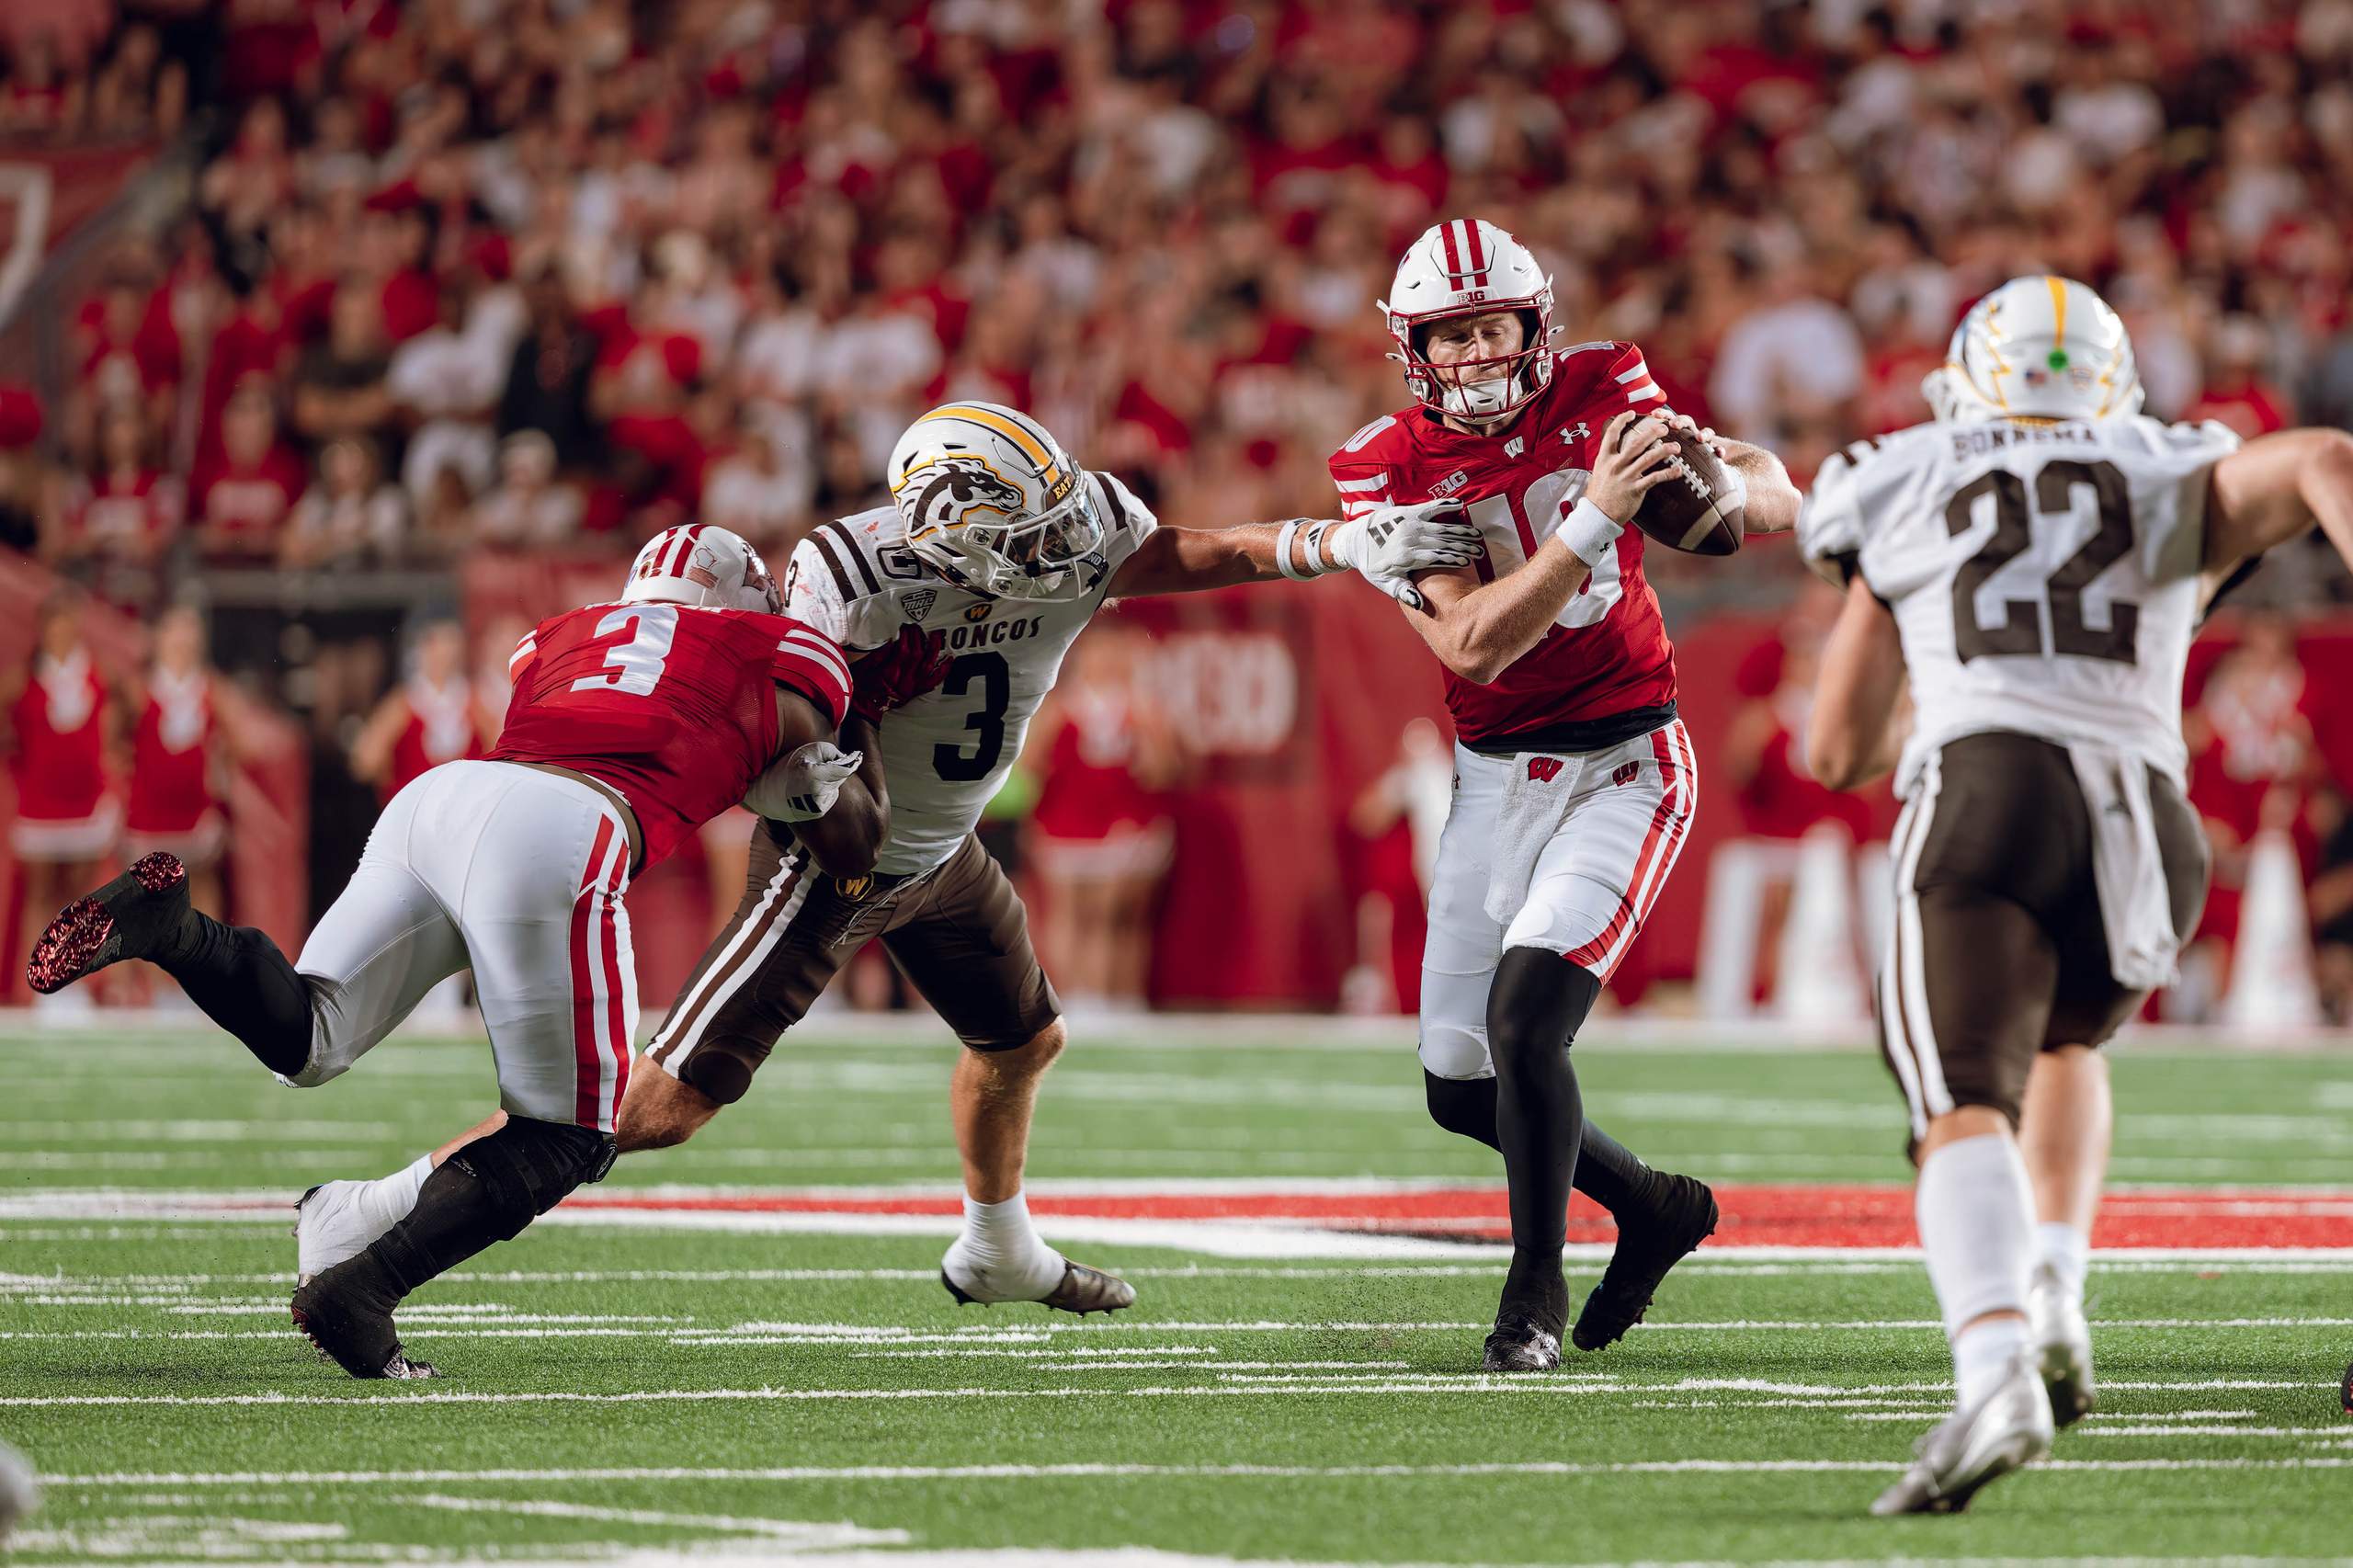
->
[6, 0, 2353, 1016]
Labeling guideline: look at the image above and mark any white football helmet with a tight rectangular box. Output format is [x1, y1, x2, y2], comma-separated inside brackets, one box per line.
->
[1923, 275, 2143, 425]
[1381, 218, 1558, 426]
[888, 402, 1107, 602]
[621, 524, 780, 613]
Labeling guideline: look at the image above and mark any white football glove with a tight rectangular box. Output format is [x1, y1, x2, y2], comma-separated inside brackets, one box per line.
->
[1328, 500, 1483, 610]
[743, 740, 865, 823]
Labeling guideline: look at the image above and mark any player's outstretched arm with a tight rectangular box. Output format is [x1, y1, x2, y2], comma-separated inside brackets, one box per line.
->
[1101, 505, 1482, 599]
[1401, 412, 1683, 685]
[1806, 574, 1910, 790]
[2204, 427, 2353, 578]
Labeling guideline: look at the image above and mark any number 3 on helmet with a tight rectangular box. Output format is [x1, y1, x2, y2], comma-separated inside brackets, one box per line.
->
[622, 524, 781, 613]
[887, 402, 1108, 603]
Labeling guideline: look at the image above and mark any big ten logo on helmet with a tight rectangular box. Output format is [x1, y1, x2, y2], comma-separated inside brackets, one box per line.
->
[1147, 629, 1301, 767]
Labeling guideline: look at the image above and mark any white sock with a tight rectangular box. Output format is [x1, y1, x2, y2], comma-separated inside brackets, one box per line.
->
[945, 1192, 1064, 1298]
[1916, 1131, 2035, 1401]
[1953, 1315, 2031, 1408]
[2033, 1220, 2090, 1301]
[362, 1153, 435, 1232]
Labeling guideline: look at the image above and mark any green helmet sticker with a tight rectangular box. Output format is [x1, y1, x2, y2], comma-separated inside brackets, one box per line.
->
[2047, 347, 2071, 370]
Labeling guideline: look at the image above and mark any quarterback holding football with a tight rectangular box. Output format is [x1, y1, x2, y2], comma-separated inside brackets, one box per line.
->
[1331, 218, 1803, 1370]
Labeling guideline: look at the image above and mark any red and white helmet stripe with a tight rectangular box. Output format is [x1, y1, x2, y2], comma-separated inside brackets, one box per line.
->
[1380, 218, 1557, 425]
[621, 524, 781, 614]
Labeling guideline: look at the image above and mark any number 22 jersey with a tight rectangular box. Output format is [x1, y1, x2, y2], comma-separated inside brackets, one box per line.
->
[489, 602, 853, 867]
[783, 471, 1159, 879]
[1327, 341, 1680, 751]
[1798, 414, 2242, 794]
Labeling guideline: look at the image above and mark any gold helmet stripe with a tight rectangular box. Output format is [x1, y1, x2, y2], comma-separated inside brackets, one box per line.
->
[917, 403, 1063, 488]
[2046, 275, 2068, 340]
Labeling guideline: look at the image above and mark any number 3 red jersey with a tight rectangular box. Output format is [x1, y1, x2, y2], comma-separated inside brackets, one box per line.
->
[489, 602, 852, 867]
[1329, 341, 1679, 749]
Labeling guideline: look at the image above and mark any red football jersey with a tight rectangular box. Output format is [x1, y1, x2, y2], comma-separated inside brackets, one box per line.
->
[1330, 341, 1679, 747]
[12, 652, 110, 823]
[491, 601, 852, 867]
[128, 668, 216, 835]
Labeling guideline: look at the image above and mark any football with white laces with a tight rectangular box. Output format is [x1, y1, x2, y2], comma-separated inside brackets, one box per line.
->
[1626, 414, 1744, 557]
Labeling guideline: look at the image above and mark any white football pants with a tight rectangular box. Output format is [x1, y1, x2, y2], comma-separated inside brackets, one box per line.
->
[1420, 722, 1697, 1080]
[284, 760, 638, 1131]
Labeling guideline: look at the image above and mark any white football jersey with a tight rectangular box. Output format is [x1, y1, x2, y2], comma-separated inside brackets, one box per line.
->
[1799, 414, 2242, 794]
[784, 471, 1158, 876]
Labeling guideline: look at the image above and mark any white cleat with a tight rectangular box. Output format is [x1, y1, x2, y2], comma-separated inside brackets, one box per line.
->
[293, 1181, 394, 1286]
[2029, 1265, 2095, 1427]
[940, 1240, 1135, 1316]
[1870, 1353, 2055, 1516]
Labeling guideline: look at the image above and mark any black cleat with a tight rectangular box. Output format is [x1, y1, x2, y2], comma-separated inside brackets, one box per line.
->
[25, 852, 190, 994]
[1573, 1173, 1718, 1351]
[290, 1258, 436, 1381]
[1483, 1314, 1563, 1372]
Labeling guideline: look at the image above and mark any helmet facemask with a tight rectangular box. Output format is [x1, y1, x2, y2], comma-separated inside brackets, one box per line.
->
[1391, 301, 1555, 426]
[900, 457, 1108, 603]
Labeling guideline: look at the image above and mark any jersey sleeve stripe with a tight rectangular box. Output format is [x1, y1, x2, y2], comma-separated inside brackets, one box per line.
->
[780, 629, 853, 692]
[1342, 501, 1379, 517]
[817, 522, 882, 596]
[807, 529, 861, 599]
[772, 651, 851, 727]
[1334, 472, 1390, 493]
[1627, 383, 1666, 403]
[1614, 361, 1652, 385]
[507, 635, 538, 679]
[1098, 476, 1132, 536]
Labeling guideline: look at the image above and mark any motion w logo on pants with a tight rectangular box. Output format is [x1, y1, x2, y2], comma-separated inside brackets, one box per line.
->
[1526, 756, 1565, 783]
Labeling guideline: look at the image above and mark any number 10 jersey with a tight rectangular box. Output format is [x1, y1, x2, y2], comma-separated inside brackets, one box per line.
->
[1799, 414, 2242, 796]
[784, 472, 1160, 878]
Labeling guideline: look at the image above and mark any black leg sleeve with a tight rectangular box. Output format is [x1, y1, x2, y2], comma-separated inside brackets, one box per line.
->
[160, 915, 314, 1077]
[1423, 1069, 1662, 1219]
[1486, 948, 1601, 1301]
[368, 1118, 616, 1298]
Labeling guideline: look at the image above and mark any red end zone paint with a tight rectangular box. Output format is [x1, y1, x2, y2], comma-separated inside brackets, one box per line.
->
[569, 1185, 2353, 1251]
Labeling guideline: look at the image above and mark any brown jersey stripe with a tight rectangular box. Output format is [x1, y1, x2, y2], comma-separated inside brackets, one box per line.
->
[808, 530, 860, 600]
[819, 522, 882, 595]
[646, 845, 811, 1065]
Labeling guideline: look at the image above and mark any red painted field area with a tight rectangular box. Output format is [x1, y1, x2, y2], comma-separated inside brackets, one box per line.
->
[574, 1184, 2353, 1250]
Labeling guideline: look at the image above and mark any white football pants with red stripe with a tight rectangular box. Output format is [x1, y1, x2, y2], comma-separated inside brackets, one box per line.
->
[1419, 720, 1697, 1079]
[282, 760, 637, 1131]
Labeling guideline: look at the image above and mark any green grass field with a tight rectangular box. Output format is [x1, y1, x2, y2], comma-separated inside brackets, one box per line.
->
[2, 1023, 2349, 1566]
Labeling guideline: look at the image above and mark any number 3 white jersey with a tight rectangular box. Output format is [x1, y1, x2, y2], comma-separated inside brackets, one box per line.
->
[784, 472, 1159, 877]
[1799, 415, 2242, 794]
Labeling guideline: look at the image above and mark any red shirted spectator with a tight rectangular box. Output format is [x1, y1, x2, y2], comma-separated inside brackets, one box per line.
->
[61, 403, 179, 566]
[124, 606, 233, 903]
[350, 620, 494, 803]
[0, 32, 84, 137]
[188, 386, 304, 562]
[5, 594, 121, 992]
[74, 271, 181, 442]
[2184, 316, 2291, 438]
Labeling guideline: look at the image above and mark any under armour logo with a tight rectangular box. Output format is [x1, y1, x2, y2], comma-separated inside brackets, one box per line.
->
[1505, 436, 1525, 459]
[1527, 756, 1565, 783]
[1560, 422, 1590, 445]
[1611, 761, 1640, 787]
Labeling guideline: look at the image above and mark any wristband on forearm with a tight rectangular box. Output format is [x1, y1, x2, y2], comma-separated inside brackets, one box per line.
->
[1277, 518, 1344, 580]
[1560, 497, 1623, 568]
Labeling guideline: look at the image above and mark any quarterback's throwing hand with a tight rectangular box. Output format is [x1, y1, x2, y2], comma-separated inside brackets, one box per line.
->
[745, 741, 865, 822]
[1334, 499, 1483, 610]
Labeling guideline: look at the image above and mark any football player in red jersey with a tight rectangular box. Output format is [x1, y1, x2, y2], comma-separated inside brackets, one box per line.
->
[1332, 219, 1804, 1370]
[25, 525, 865, 1380]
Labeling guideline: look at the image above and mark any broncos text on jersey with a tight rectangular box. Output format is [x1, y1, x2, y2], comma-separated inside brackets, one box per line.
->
[1328, 341, 1678, 748]
[1799, 414, 2243, 794]
[784, 471, 1159, 878]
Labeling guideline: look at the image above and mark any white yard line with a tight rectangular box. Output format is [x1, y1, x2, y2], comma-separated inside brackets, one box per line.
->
[37, 1458, 2353, 1489]
[403, 1493, 904, 1547]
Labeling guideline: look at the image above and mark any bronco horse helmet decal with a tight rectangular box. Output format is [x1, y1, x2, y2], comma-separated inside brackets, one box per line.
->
[887, 401, 1108, 602]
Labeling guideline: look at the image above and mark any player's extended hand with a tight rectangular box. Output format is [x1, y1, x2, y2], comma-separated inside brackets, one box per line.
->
[1331, 499, 1484, 611]
[849, 624, 952, 725]
[1584, 411, 1684, 523]
[744, 740, 866, 822]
